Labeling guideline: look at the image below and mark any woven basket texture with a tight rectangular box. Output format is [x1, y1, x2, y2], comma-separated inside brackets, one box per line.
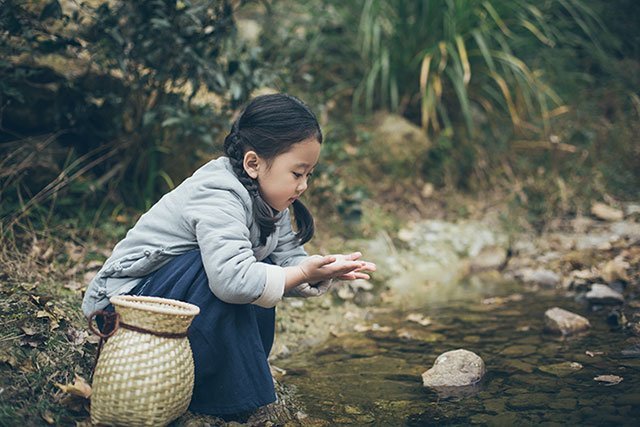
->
[91, 295, 200, 426]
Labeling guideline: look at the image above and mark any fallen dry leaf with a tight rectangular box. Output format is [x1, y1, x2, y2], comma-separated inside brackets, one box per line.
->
[21, 326, 37, 336]
[85, 260, 103, 270]
[64, 281, 84, 291]
[585, 350, 604, 357]
[594, 374, 623, 385]
[0, 350, 19, 368]
[41, 410, 55, 424]
[55, 374, 92, 399]
[36, 310, 60, 331]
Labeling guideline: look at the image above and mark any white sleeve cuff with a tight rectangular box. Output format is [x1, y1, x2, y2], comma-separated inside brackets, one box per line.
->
[252, 264, 285, 308]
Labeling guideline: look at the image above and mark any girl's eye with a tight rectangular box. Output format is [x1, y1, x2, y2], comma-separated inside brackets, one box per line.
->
[292, 172, 303, 178]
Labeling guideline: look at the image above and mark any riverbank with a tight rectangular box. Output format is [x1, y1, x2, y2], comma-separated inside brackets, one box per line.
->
[0, 195, 637, 425]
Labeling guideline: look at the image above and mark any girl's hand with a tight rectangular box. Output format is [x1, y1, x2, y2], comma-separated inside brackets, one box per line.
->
[283, 252, 377, 296]
[330, 252, 377, 280]
[298, 252, 377, 283]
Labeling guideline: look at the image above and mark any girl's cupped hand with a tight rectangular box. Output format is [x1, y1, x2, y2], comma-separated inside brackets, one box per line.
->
[299, 252, 377, 284]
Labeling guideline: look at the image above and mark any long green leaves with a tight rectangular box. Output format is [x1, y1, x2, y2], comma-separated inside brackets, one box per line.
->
[356, 0, 608, 136]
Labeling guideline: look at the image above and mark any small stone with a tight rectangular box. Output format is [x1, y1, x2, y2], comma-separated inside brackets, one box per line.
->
[421, 349, 485, 387]
[586, 284, 624, 305]
[538, 361, 583, 377]
[591, 202, 624, 221]
[544, 307, 591, 335]
[593, 375, 623, 385]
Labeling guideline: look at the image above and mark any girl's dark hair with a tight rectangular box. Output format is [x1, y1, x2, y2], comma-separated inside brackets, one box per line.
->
[223, 93, 323, 246]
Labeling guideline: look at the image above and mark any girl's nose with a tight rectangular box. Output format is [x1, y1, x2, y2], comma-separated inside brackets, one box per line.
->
[297, 178, 308, 193]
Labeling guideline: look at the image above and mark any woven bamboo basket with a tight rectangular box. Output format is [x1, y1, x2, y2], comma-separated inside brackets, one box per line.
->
[90, 295, 200, 426]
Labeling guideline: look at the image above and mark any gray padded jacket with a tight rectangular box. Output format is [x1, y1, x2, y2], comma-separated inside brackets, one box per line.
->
[81, 157, 308, 317]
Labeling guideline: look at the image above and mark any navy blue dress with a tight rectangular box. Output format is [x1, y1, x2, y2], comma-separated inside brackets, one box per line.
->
[124, 250, 277, 415]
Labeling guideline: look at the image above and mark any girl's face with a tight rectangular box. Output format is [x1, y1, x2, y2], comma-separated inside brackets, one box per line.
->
[253, 138, 321, 212]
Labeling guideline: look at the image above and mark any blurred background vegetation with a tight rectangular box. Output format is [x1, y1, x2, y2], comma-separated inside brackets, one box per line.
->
[1, 0, 639, 248]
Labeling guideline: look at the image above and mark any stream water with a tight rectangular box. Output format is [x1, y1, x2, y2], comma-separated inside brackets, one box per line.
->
[279, 278, 640, 425]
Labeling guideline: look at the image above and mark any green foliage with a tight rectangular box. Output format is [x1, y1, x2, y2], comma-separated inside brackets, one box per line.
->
[355, 0, 610, 137]
[1, 0, 276, 237]
[259, 0, 363, 108]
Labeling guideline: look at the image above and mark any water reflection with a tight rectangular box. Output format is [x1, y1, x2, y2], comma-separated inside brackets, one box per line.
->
[279, 280, 640, 425]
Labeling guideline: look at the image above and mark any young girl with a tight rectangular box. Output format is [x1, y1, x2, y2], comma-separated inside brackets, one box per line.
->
[82, 93, 376, 418]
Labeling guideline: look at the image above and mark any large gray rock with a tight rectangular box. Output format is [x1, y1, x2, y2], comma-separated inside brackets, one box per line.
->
[544, 307, 590, 335]
[586, 284, 624, 305]
[421, 349, 485, 387]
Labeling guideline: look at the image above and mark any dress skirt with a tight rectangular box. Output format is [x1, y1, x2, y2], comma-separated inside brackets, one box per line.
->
[122, 249, 277, 415]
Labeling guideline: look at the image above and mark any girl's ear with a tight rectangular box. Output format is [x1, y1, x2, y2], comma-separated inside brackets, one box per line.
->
[243, 150, 261, 179]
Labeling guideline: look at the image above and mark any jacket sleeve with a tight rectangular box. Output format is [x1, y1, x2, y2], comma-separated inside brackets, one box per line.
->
[269, 208, 309, 267]
[183, 187, 285, 308]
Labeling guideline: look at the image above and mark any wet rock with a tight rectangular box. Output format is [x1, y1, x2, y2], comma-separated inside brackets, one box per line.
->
[544, 307, 591, 335]
[421, 349, 485, 387]
[538, 361, 583, 377]
[469, 245, 508, 272]
[593, 374, 623, 385]
[515, 268, 561, 287]
[586, 284, 624, 305]
[591, 202, 624, 221]
[631, 322, 640, 337]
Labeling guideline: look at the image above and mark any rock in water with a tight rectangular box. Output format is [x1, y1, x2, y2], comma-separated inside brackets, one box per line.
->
[586, 284, 624, 305]
[421, 349, 485, 387]
[544, 307, 591, 335]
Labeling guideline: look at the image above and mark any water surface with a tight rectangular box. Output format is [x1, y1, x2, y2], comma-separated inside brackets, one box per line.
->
[280, 280, 640, 425]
